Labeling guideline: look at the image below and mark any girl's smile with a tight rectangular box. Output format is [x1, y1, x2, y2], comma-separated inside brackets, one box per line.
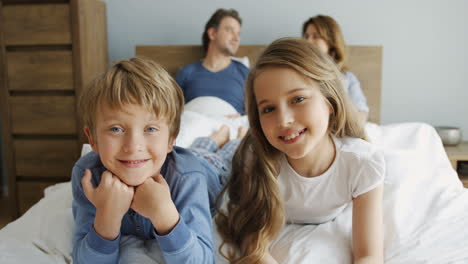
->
[254, 66, 335, 176]
[279, 128, 307, 143]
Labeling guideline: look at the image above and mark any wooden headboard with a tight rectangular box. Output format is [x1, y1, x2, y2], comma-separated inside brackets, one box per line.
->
[136, 45, 382, 124]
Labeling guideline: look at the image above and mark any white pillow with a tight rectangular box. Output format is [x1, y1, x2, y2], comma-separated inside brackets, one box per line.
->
[184, 96, 238, 118]
[81, 143, 93, 157]
[231, 56, 250, 68]
[176, 110, 223, 148]
[38, 182, 74, 259]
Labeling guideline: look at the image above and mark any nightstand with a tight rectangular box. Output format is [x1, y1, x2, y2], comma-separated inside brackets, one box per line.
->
[444, 141, 468, 188]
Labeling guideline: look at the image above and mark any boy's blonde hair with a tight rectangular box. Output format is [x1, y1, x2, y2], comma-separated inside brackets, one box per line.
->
[302, 15, 348, 72]
[215, 38, 366, 263]
[79, 57, 184, 138]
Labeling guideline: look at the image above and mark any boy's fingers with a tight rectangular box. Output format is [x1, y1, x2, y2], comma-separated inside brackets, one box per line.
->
[101, 170, 113, 183]
[81, 169, 94, 198]
[154, 174, 168, 186]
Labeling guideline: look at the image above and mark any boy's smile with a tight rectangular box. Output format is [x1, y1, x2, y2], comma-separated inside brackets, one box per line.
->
[85, 103, 175, 186]
[118, 159, 150, 168]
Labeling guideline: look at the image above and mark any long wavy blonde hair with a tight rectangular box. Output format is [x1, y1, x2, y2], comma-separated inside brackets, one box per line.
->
[215, 38, 366, 263]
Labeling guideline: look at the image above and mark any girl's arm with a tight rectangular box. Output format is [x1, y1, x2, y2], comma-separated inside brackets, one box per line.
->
[352, 184, 384, 264]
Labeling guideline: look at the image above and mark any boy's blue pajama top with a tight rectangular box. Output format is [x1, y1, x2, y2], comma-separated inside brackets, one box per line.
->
[71, 147, 216, 264]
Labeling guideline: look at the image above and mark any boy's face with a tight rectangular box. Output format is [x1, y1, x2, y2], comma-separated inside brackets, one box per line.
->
[85, 103, 175, 186]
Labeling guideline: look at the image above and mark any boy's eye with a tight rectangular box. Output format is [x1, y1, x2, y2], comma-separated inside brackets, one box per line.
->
[292, 96, 305, 104]
[110, 127, 123, 133]
[145, 127, 159, 133]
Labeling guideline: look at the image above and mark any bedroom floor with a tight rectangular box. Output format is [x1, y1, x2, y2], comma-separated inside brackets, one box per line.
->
[0, 196, 13, 229]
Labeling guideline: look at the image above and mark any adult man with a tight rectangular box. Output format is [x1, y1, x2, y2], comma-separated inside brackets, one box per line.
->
[176, 8, 248, 115]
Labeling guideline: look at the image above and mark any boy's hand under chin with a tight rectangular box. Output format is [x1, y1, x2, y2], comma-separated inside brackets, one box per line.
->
[81, 169, 134, 240]
[131, 174, 180, 235]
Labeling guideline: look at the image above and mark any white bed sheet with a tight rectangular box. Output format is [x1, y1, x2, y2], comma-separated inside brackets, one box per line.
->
[266, 122, 468, 264]
[1, 97, 467, 264]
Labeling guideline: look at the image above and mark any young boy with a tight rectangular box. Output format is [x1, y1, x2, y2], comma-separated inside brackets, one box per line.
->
[71, 57, 219, 263]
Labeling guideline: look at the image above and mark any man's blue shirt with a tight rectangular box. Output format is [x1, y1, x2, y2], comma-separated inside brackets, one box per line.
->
[176, 60, 249, 114]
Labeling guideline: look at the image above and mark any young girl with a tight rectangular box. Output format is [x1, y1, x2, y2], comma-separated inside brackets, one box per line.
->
[215, 38, 384, 264]
[302, 15, 369, 123]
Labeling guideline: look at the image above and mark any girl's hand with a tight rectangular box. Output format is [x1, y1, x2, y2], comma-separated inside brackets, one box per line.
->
[131, 174, 180, 235]
[81, 169, 134, 240]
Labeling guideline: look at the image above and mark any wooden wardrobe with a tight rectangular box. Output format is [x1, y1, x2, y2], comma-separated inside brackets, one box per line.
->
[0, 0, 108, 217]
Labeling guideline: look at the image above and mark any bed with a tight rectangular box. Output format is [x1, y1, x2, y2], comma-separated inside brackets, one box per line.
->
[1, 45, 467, 264]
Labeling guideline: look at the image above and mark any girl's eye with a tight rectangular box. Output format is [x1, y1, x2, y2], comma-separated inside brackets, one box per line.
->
[110, 127, 123, 133]
[293, 96, 305, 104]
[262, 106, 275, 114]
[145, 127, 159, 133]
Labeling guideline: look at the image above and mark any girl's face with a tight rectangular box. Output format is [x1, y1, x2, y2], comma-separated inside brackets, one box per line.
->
[254, 67, 333, 162]
[304, 24, 329, 55]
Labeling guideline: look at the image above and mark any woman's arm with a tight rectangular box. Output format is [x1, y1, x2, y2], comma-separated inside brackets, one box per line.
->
[345, 71, 369, 117]
[352, 184, 384, 264]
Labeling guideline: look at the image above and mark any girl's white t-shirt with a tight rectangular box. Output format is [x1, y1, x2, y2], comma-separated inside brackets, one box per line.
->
[278, 136, 385, 224]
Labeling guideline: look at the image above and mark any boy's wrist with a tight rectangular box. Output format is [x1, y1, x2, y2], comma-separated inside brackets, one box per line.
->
[94, 209, 122, 240]
[151, 203, 180, 236]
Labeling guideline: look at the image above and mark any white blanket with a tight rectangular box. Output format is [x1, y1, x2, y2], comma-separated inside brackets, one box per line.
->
[267, 123, 468, 264]
[176, 96, 249, 148]
[1, 97, 467, 263]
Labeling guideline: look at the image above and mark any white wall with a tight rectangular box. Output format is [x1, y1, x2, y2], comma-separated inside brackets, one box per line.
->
[102, 0, 468, 140]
